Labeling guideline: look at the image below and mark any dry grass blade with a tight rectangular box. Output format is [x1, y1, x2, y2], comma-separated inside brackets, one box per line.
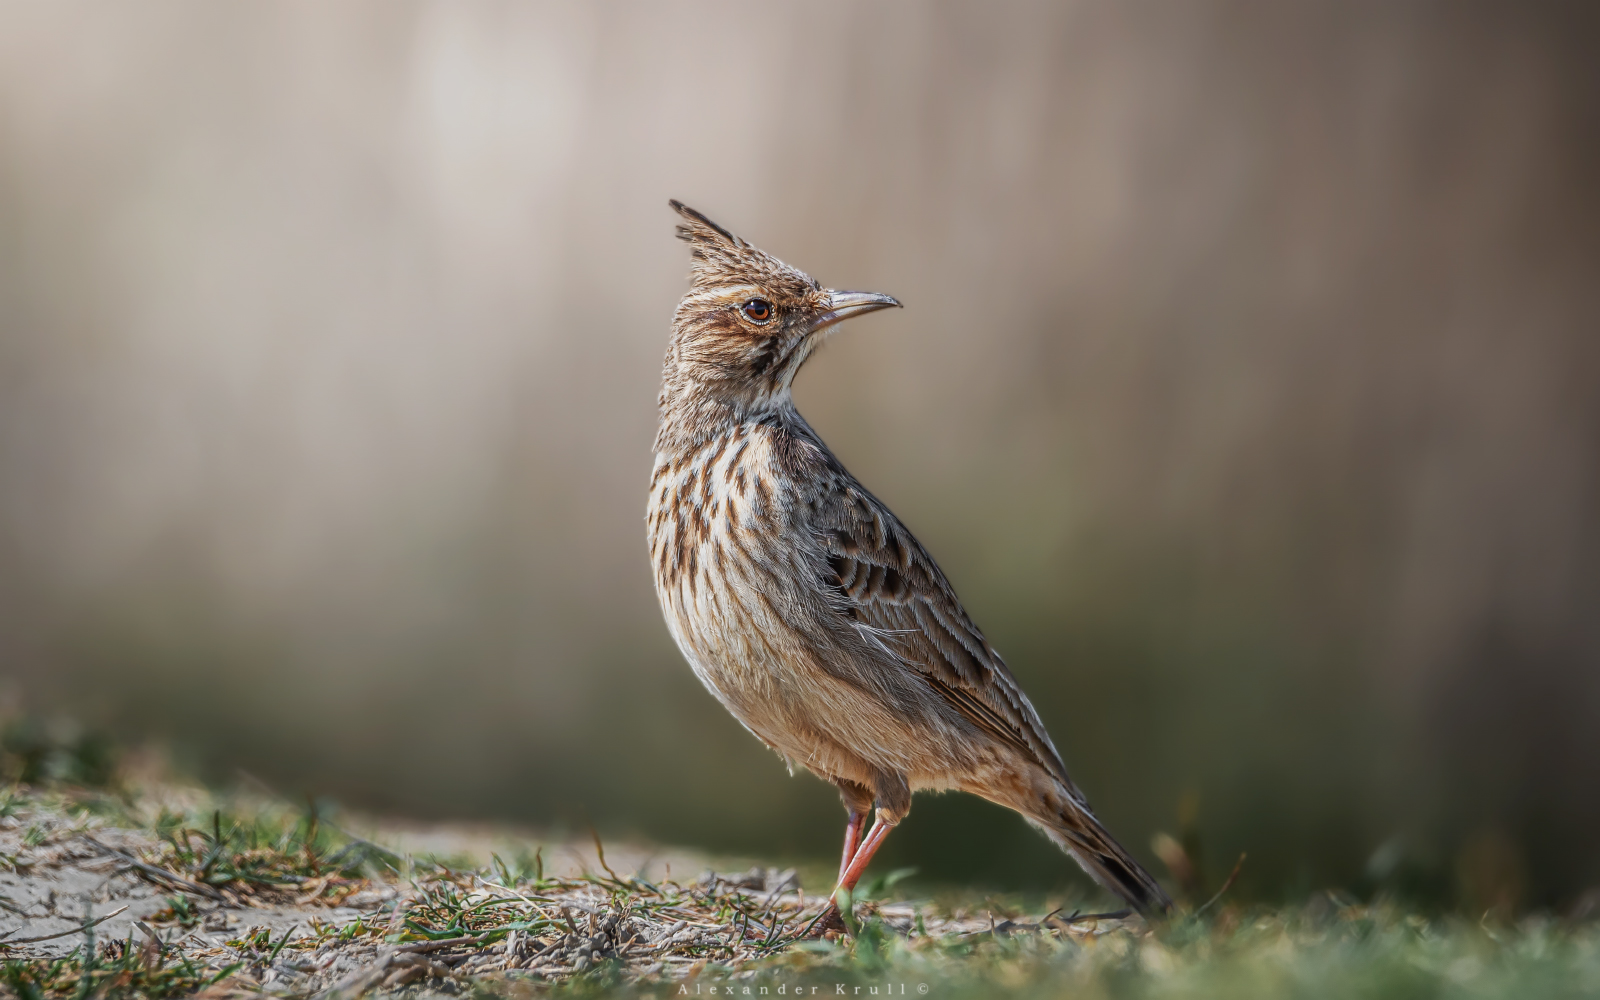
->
[1, 906, 129, 944]
[84, 836, 225, 901]
[1194, 853, 1247, 917]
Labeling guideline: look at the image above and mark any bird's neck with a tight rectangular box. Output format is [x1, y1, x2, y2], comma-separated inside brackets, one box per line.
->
[654, 377, 794, 456]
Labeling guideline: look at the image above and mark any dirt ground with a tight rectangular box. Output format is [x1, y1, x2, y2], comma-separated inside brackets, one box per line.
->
[2, 795, 719, 958]
[2, 784, 1073, 996]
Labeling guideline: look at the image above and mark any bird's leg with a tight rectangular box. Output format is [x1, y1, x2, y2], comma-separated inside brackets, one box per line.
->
[810, 778, 904, 936]
[839, 810, 869, 883]
[833, 811, 895, 897]
[831, 779, 876, 885]
[807, 813, 894, 938]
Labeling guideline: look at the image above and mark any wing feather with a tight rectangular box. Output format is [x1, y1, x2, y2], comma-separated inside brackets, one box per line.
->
[815, 485, 1074, 787]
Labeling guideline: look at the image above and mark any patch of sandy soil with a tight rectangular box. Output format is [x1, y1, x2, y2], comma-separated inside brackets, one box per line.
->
[2, 786, 1115, 996]
[0, 796, 717, 959]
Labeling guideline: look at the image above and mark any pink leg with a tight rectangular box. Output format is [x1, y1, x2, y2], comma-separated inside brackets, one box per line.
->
[839, 810, 869, 883]
[833, 813, 895, 897]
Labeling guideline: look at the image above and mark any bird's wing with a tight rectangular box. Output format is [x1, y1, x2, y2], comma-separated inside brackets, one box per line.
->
[815, 483, 1078, 790]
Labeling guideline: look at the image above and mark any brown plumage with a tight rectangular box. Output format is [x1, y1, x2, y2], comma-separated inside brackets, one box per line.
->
[647, 201, 1171, 920]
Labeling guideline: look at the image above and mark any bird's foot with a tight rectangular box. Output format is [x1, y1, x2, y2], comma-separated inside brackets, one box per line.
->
[804, 904, 849, 939]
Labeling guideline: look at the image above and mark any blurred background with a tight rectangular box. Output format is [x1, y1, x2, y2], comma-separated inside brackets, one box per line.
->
[1, 2, 1597, 911]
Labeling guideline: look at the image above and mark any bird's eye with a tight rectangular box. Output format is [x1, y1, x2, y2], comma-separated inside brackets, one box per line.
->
[740, 299, 774, 324]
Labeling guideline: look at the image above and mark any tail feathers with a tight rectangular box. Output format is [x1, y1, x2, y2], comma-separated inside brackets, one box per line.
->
[1040, 807, 1173, 918]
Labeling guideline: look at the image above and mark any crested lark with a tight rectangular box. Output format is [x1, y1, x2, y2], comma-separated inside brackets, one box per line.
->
[648, 201, 1171, 919]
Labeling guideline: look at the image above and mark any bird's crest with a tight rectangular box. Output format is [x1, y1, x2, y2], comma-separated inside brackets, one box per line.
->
[669, 199, 812, 292]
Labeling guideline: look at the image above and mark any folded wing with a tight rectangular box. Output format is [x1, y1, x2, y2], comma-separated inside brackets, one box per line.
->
[815, 485, 1081, 798]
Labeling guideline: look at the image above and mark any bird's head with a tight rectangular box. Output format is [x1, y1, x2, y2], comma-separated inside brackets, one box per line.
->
[661, 200, 900, 422]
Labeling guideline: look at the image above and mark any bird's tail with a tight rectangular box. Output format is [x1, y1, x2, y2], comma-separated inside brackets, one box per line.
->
[1033, 802, 1173, 918]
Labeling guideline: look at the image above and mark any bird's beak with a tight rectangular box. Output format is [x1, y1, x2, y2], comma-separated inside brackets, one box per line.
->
[809, 290, 902, 333]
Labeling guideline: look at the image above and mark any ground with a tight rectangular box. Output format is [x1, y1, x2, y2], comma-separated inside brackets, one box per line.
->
[2, 779, 1598, 999]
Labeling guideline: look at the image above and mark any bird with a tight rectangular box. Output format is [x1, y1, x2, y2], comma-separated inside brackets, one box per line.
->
[647, 200, 1172, 922]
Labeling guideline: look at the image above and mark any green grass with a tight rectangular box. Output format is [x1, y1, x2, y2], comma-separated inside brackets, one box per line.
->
[2, 934, 239, 1000]
[143, 798, 400, 905]
[8, 896, 1598, 999]
[694, 904, 1600, 1000]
